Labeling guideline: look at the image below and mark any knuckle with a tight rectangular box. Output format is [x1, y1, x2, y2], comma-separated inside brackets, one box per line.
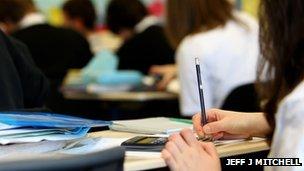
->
[208, 108, 219, 114]
[169, 134, 179, 141]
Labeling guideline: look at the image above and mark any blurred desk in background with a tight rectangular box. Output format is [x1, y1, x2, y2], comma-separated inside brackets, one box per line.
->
[62, 69, 178, 102]
[60, 69, 180, 120]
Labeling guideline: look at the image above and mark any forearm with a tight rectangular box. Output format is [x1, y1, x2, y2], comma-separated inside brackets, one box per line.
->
[248, 113, 273, 137]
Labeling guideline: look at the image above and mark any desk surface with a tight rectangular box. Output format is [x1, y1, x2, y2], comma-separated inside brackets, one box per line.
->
[89, 131, 270, 171]
[62, 69, 178, 101]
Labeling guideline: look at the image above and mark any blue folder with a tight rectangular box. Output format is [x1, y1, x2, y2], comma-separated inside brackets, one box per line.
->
[0, 111, 113, 128]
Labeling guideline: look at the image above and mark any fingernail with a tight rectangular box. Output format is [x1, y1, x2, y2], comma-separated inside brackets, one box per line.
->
[203, 126, 210, 133]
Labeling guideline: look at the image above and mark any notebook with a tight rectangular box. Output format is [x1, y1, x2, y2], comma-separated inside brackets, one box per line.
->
[109, 117, 192, 135]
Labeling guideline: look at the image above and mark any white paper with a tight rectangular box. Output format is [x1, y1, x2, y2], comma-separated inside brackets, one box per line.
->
[59, 137, 128, 155]
[0, 123, 18, 130]
[0, 128, 89, 145]
[126, 151, 161, 158]
[110, 117, 192, 135]
[0, 140, 69, 158]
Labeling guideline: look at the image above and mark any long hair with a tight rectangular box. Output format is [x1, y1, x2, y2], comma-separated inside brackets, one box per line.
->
[257, 0, 304, 133]
[165, 0, 235, 49]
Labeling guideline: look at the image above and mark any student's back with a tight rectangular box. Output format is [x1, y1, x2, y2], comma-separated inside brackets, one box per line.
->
[178, 12, 259, 114]
[117, 25, 174, 74]
[12, 24, 92, 112]
[0, 31, 48, 110]
[106, 0, 174, 75]
[12, 24, 92, 80]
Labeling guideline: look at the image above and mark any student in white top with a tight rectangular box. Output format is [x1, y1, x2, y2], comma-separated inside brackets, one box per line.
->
[162, 0, 304, 171]
[151, 0, 259, 116]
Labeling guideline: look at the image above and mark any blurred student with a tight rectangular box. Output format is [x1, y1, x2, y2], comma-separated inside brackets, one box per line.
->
[62, 0, 121, 53]
[0, 30, 48, 110]
[162, 0, 304, 170]
[106, 0, 174, 74]
[0, 0, 93, 112]
[153, 0, 259, 116]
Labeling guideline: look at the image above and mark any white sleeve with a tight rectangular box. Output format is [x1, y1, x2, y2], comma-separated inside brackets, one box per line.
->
[268, 99, 304, 171]
[176, 41, 213, 116]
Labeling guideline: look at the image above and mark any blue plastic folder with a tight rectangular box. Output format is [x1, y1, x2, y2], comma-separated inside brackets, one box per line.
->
[0, 112, 113, 145]
[0, 111, 113, 128]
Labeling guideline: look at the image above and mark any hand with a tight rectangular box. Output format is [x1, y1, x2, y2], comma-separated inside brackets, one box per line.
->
[149, 64, 177, 90]
[162, 129, 221, 171]
[192, 109, 272, 140]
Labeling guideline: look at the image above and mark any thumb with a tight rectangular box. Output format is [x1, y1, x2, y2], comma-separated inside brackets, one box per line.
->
[202, 120, 226, 134]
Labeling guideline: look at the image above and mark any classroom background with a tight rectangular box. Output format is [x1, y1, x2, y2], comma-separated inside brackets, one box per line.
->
[34, 0, 260, 26]
[19, 0, 261, 120]
[0, 0, 296, 170]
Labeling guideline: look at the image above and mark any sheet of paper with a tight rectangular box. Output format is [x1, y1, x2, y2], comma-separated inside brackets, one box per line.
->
[59, 137, 163, 158]
[126, 151, 161, 158]
[214, 137, 265, 146]
[110, 117, 192, 135]
[0, 140, 69, 158]
[0, 127, 90, 145]
[0, 123, 18, 130]
[59, 137, 128, 155]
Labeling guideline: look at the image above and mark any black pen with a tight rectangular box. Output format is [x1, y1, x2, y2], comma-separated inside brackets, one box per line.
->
[195, 58, 207, 126]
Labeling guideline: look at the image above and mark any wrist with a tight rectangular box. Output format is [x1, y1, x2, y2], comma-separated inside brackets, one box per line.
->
[248, 113, 272, 137]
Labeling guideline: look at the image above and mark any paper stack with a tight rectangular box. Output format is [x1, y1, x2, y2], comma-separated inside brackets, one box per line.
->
[0, 111, 112, 145]
[109, 117, 192, 135]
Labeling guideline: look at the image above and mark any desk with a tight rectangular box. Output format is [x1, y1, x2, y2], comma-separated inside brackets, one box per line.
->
[62, 69, 178, 102]
[89, 131, 270, 171]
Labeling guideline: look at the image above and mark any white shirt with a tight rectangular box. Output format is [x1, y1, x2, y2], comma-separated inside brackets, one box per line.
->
[19, 13, 46, 29]
[266, 81, 304, 171]
[134, 15, 160, 33]
[177, 11, 259, 115]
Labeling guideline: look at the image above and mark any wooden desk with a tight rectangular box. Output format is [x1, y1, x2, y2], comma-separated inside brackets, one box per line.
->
[89, 131, 270, 171]
[64, 90, 178, 102]
[62, 69, 178, 102]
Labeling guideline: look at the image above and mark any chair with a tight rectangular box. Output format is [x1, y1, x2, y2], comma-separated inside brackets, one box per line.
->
[221, 83, 261, 112]
[0, 147, 125, 171]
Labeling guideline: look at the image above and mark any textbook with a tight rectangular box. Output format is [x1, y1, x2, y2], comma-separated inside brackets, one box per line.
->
[109, 117, 192, 135]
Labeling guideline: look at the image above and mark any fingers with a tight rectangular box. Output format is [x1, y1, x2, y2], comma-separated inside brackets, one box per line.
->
[169, 133, 188, 152]
[192, 109, 222, 136]
[202, 120, 226, 134]
[200, 142, 218, 158]
[212, 132, 224, 140]
[180, 129, 199, 147]
[157, 76, 171, 90]
[206, 109, 222, 122]
[149, 65, 161, 74]
[192, 114, 204, 136]
[162, 149, 178, 171]
[165, 141, 182, 162]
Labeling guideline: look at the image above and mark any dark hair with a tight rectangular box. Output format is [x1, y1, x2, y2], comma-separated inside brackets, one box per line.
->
[0, 0, 26, 24]
[63, 0, 97, 30]
[257, 0, 304, 133]
[165, 0, 235, 49]
[62, 0, 97, 29]
[19, 0, 36, 12]
[106, 0, 148, 34]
